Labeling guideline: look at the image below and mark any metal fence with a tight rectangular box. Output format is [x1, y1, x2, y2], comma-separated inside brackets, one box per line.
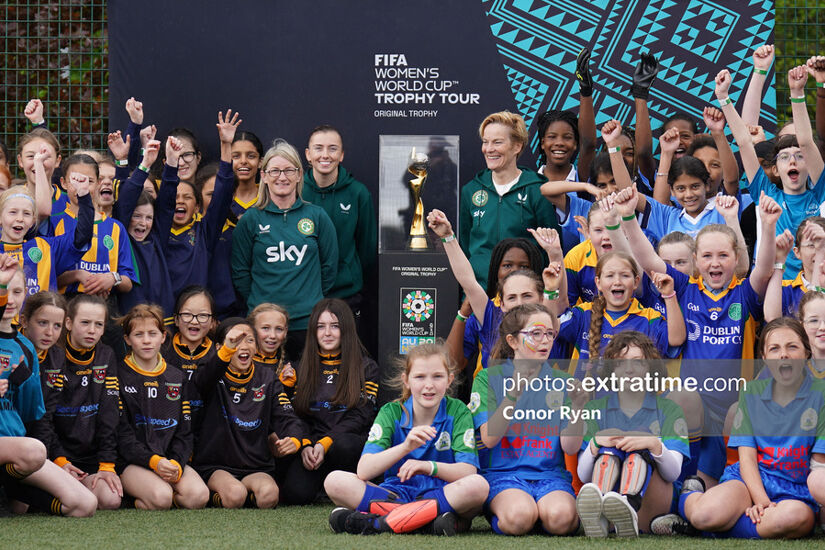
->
[775, 0, 825, 128]
[1, 1, 107, 177]
[0, 1, 821, 176]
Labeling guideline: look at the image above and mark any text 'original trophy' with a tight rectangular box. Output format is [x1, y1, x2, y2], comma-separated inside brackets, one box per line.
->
[407, 148, 429, 250]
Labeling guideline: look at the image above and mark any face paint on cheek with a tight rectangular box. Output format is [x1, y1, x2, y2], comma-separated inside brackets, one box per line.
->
[522, 335, 538, 352]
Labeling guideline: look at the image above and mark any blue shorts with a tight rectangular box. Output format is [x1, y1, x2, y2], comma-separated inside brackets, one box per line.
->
[698, 436, 726, 480]
[379, 479, 447, 503]
[720, 462, 819, 514]
[485, 470, 574, 505]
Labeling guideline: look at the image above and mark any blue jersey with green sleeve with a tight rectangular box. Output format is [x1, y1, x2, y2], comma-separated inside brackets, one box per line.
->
[362, 396, 477, 493]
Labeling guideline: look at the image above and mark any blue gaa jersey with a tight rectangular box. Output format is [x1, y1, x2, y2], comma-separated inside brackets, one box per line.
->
[363, 396, 477, 493]
[638, 273, 667, 317]
[0, 329, 44, 437]
[51, 212, 137, 294]
[564, 239, 598, 305]
[3, 237, 82, 295]
[469, 362, 571, 479]
[730, 374, 825, 484]
[781, 272, 811, 318]
[669, 264, 761, 360]
[645, 197, 727, 240]
[462, 298, 503, 377]
[581, 392, 690, 459]
[748, 167, 825, 278]
[557, 298, 669, 369]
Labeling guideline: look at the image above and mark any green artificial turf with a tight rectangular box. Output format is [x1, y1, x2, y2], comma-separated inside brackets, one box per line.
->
[3, 505, 821, 549]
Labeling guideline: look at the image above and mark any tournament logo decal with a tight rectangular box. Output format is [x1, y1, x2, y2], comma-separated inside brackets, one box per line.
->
[166, 382, 182, 401]
[103, 235, 115, 250]
[92, 366, 107, 384]
[727, 302, 742, 321]
[27, 247, 43, 263]
[252, 384, 266, 402]
[471, 189, 488, 207]
[468, 391, 481, 413]
[297, 218, 315, 235]
[402, 290, 434, 322]
[673, 418, 689, 439]
[463, 428, 475, 449]
[648, 420, 661, 437]
[367, 423, 382, 443]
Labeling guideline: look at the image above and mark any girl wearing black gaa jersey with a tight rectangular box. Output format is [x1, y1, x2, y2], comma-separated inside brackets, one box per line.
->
[279, 299, 379, 504]
[117, 304, 209, 510]
[193, 318, 304, 509]
[29, 294, 122, 510]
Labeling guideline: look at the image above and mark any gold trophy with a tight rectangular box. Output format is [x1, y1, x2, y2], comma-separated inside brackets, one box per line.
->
[407, 148, 429, 250]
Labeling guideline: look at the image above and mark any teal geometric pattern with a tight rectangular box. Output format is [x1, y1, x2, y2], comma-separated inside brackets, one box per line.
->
[482, 0, 777, 160]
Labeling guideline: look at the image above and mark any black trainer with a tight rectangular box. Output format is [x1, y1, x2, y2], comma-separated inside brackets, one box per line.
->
[329, 507, 356, 533]
[344, 512, 387, 535]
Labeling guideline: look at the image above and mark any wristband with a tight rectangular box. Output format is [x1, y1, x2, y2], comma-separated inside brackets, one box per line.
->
[817, 287, 825, 293]
[661, 291, 677, 300]
[456, 311, 468, 322]
[0, 284, 7, 290]
[115, 159, 128, 167]
[753, 68, 768, 75]
[656, 172, 668, 178]
[621, 214, 636, 221]
[717, 96, 731, 106]
[605, 223, 620, 231]
[505, 392, 518, 402]
[139, 148, 145, 157]
[774, 263, 785, 271]
[430, 461, 438, 476]
[543, 289, 559, 300]
[790, 96, 806, 103]
[441, 234, 455, 243]
[607, 146, 621, 154]
[137, 164, 150, 173]
[817, 82, 825, 89]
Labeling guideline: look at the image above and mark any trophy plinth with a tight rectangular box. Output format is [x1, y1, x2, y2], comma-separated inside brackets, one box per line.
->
[407, 150, 430, 250]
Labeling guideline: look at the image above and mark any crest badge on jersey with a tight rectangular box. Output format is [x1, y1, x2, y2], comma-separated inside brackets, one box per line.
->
[435, 431, 451, 451]
[92, 366, 107, 384]
[728, 302, 742, 321]
[27, 247, 43, 263]
[0, 353, 10, 374]
[297, 218, 315, 235]
[252, 385, 266, 402]
[471, 189, 488, 207]
[166, 382, 182, 401]
[801, 407, 818, 431]
[45, 369, 61, 389]
[103, 235, 115, 250]
[648, 420, 661, 436]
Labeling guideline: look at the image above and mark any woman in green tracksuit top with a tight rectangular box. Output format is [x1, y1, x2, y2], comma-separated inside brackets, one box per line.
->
[232, 139, 338, 360]
[459, 111, 559, 290]
[302, 125, 377, 320]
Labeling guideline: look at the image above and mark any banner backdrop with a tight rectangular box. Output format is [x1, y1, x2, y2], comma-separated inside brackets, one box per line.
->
[109, 0, 776, 192]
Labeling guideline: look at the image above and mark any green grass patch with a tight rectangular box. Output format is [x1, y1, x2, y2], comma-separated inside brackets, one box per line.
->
[3, 505, 819, 549]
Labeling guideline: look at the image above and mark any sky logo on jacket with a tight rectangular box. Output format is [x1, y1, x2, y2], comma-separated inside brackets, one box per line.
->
[266, 242, 308, 265]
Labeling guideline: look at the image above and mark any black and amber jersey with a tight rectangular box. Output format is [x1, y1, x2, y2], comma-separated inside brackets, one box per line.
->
[193, 349, 304, 475]
[162, 333, 216, 421]
[290, 353, 379, 452]
[117, 354, 192, 468]
[252, 348, 295, 397]
[35, 340, 119, 469]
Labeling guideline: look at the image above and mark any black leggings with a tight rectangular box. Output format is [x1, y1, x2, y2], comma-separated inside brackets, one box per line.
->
[276, 434, 366, 505]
